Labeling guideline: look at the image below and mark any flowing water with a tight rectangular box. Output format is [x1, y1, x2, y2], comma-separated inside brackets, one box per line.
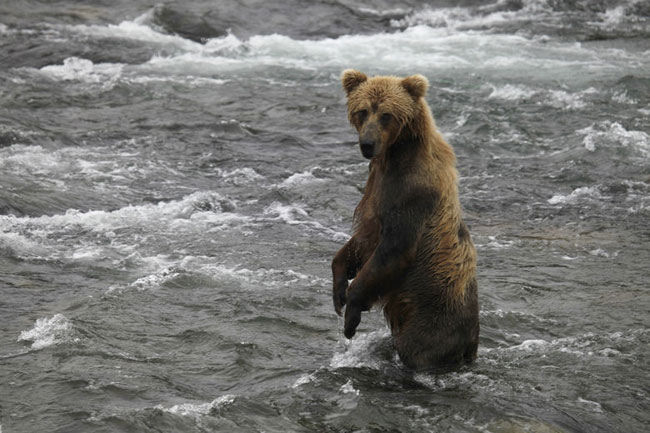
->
[1, 1, 649, 432]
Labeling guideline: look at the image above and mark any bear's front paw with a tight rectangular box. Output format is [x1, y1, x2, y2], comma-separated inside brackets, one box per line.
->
[344, 303, 361, 339]
[333, 278, 348, 316]
[343, 287, 369, 338]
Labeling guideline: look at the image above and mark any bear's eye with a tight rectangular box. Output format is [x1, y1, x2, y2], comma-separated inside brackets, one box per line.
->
[355, 110, 368, 122]
[380, 113, 392, 125]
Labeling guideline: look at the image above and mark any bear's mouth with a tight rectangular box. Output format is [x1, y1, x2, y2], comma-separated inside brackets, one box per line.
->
[360, 143, 374, 159]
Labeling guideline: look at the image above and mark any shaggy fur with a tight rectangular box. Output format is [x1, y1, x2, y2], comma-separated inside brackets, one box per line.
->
[332, 69, 479, 371]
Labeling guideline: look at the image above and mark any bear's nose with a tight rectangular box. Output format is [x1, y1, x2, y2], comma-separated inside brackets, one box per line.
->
[360, 139, 375, 159]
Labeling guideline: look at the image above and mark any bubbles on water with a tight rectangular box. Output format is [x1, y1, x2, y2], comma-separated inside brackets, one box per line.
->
[393, 0, 650, 40]
[486, 83, 597, 110]
[488, 83, 536, 101]
[329, 328, 392, 370]
[160, 395, 236, 417]
[263, 202, 350, 242]
[292, 372, 317, 388]
[548, 185, 604, 205]
[0, 231, 48, 259]
[119, 267, 180, 292]
[576, 397, 604, 413]
[485, 329, 647, 361]
[415, 370, 498, 393]
[0, 144, 70, 176]
[334, 379, 360, 412]
[17, 314, 77, 350]
[214, 167, 264, 186]
[611, 89, 638, 104]
[578, 121, 649, 155]
[339, 379, 359, 395]
[196, 262, 328, 290]
[69, 12, 201, 53]
[588, 248, 619, 258]
[0, 190, 251, 266]
[279, 170, 326, 188]
[39, 57, 123, 88]
[475, 235, 517, 250]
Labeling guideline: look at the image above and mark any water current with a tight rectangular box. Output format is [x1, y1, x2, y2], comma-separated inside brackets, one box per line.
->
[0, 1, 648, 432]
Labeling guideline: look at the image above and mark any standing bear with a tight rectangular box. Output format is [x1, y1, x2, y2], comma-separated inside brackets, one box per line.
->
[332, 69, 479, 371]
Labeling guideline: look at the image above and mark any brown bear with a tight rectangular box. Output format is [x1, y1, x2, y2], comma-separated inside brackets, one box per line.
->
[331, 69, 479, 371]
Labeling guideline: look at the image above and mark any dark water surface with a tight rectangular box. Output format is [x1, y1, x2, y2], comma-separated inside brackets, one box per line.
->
[1, 1, 649, 432]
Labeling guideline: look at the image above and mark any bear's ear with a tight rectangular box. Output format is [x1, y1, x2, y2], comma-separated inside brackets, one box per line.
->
[401, 74, 429, 99]
[341, 69, 368, 96]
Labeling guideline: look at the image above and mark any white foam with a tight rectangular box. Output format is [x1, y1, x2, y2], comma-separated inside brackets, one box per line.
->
[11, 191, 244, 232]
[0, 143, 165, 186]
[479, 309, 557, 325]
[415, 371, 497, 393]
[339, 379, 360, 396]
[508, 339, 548, 352]
[603, 6, 627, 26]
[0, 231, 49, 258]
[546, 89, 587, 110]
[489, 330, 648, 359]
[70, 245, 106, 260]
[39, 57, 123, 87]
[279, 170, 325, 188]
[357, 7, 408, 18]
[214, 167, 264, 185]
[578, 121, 649, 155]
[292, 372, 317, 388]
[135, 26, 608, 83]
[481, 235, 515, 250]
[588, 248, 619, 259]
[69, 12, 201, 52]
[107, 254, 329, 295]
[195, 262, 328, 289]
[487, 84, 595, 109]
[611, 90, 637, 104]
[548, 186, 603, 205]
[393, 0, 549, 30]
[35, 57, 230, 89]
[263, 202, 349, 242]
[161, 395, 235, 417]
[54, 10, 648, 83]
[330, 328, 390, 370]
[18, 314, 75, 349]
[488, 84, 536, 101]
[394, 0, 644, 37]
[1, 144, 65, 174]
[1, 191, 250, 263]
[126, 75, 228, 87]
[129, 267, 180, 291]
[577, 397, 603, 413]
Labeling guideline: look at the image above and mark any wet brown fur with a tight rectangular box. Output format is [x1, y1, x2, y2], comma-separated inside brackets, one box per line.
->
[332, 69, 479, 371]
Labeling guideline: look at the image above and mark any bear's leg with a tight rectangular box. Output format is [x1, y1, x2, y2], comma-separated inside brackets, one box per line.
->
[331, 238, 362, 315]
[393, 323, 474, 371]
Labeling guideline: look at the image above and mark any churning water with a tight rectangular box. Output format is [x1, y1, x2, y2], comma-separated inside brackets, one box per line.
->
[0, 0, 648, 432]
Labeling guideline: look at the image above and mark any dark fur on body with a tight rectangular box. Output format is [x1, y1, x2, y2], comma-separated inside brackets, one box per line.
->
[332, 70, 479, 371]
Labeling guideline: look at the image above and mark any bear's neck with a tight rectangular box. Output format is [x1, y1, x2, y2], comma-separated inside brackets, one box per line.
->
[379, 117, 434, 172]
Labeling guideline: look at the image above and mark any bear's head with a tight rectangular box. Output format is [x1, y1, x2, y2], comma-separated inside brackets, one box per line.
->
[341, 69, 429, 159]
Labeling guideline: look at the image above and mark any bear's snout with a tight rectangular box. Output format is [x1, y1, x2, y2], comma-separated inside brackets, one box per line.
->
[360, 139, 375, 159]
